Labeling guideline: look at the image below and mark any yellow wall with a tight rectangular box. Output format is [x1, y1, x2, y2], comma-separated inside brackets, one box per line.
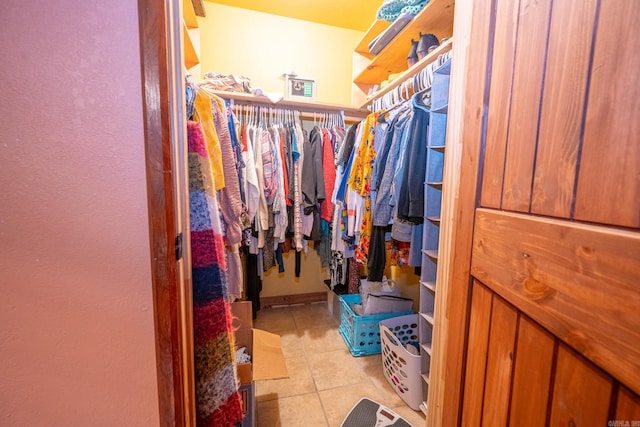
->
[261, 251, 420, 307]
[198, 4, 422, 303]
[261, 249, 327, 297]
[198, 3, 363, 105]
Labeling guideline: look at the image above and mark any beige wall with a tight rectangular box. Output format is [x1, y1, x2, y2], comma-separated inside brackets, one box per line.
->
[0, 1, 160, 425]
[198, 3, 363, 105]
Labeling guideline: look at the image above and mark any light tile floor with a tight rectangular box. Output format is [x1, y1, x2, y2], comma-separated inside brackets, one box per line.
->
[254, 301, 426, 427]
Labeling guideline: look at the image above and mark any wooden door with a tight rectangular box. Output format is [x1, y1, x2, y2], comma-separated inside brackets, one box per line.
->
[437, 0, 640, 425]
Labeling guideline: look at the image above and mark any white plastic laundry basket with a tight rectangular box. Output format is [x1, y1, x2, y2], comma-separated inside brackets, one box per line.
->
[379, 314, 422, 410]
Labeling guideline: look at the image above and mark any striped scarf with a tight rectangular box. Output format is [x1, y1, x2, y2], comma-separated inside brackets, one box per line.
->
[188, 121, 243, 427]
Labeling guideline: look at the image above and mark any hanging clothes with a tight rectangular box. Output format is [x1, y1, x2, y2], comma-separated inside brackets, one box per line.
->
[346, 111, 380, 265]
[302, 126, 326, 241]
[320, 128, 337, 222]
[194, 90, 225, 191]
[397, 91, 430, 224]
[208, 93, 245, 246]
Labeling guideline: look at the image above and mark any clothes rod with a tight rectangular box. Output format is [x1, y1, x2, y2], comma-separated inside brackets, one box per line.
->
[360, 37, 454, 110]
[206, 89, 369, 122]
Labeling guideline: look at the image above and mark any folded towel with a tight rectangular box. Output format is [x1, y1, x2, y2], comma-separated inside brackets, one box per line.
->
[377, 0, 430, 22]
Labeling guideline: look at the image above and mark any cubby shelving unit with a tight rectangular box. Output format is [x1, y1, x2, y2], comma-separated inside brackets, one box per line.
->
[418, 58, 451, 414]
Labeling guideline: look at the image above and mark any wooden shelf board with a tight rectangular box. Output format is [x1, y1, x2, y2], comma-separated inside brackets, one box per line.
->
[354, 0, 454, 88]
[421, 280, 437, 293]
[427, 181, 443, 190]
[183, 0, 198, 29]
[430, 145, 446, 152]
[204, 90, 369, 121]
[358, 38, 453, 107]
[355, 19, 392, 56]
[183, 23, 199, 69]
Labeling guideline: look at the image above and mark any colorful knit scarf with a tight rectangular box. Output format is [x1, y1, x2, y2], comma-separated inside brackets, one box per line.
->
[188, 120, 243, 427]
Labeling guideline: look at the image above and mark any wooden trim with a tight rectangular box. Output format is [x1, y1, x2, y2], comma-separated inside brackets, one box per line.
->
[425, 2, 472, 425]
[471, 208, 640, 395]
[259, 292, 328, 308]
[432, 0, 497, 424]
[138, 0, 186, 425]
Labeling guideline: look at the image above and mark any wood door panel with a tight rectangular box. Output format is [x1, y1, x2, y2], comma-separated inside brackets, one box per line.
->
[508, 317, 555, 426]
[530, 0, 598, 218]
[575, 0, 640, 228]
[461, 281, 494, 427]
[480, 0, 520, 209]
[480, 297, 518, 427]
[549, 345, 613, 427]
[501, 0, 552, 212]
[615, 387, 640, 421]
[471, 208, 640, 395]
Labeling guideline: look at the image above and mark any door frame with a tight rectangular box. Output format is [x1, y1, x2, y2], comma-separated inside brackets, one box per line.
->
[137, 0, 194, 425]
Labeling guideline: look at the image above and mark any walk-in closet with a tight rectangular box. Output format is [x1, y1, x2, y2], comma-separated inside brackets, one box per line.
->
[3, 0, 638, 426]
[167, 1, 640, 426]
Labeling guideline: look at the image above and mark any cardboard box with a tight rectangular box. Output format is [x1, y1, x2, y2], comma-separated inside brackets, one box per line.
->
[231, 301, 288, 384]
[231, 301, 289, 426]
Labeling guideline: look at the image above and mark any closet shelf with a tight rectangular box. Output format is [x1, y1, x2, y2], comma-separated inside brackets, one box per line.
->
[354, 19, 392, 57]
[421, 373, 430, 385]
[430, 145, 446, 152]
[184, 0, 198, 29]
[423, 249, 439, 261]
[421, 342, 433, 356]
[207, 90, 369, 122]
[426, 181, 443, 190]
[183, 22, 199, 69]
[353, 0, 454, 88]
[420, 311, 435, 326]
[427, 216, 441, 225]
[358, 37, 454, 108]
[421, 280, 436, 293]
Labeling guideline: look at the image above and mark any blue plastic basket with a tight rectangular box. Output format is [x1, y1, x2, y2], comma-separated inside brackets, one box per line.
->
[338, 294, 413, 356]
